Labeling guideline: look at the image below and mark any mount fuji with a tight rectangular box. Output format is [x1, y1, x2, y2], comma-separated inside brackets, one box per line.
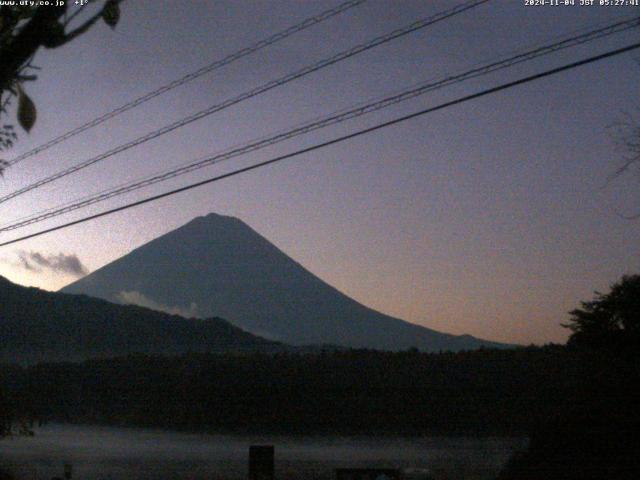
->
[61, 213, 510, 352]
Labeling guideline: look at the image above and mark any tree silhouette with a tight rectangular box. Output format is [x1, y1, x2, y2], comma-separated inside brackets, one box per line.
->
[563, 274, 640, 350]
[498, 275, 640, 479]
[608, 112, 640, 218]
[0, 1, 122, 173]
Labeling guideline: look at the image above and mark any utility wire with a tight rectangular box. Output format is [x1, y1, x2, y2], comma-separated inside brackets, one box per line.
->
[1, 40, 638, 248]
[1, 15, 636, 233]
[6, 0, 368, 167]
[0, 0, 489, 205]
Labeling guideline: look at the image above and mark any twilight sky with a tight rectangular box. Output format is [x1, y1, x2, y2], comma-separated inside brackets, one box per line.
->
[0, 0, 639, 345]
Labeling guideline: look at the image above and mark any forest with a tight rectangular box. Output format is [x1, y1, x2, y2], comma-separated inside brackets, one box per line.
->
[2, 275, 639, 479]
[0, 344, 636, 437]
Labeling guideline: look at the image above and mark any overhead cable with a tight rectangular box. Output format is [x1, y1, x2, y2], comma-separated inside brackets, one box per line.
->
[1, 15, 636, 233]
[1, 40, 638, 247]
[0, 0, 489, 205]
[6, 0, 369, 167]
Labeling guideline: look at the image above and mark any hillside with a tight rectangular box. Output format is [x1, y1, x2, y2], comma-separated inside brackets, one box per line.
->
[0, 275, 282, 364]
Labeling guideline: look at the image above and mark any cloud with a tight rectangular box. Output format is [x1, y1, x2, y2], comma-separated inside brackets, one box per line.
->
[116, 290, 200, 318]
[17, 253, 40, 272]
[17, 251, 89, 277]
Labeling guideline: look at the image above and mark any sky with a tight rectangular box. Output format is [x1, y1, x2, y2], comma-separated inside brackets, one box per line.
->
[0, 0, 639, 345]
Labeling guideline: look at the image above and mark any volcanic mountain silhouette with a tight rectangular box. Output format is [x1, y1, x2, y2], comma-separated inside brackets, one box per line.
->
[62, 213, 510, 351]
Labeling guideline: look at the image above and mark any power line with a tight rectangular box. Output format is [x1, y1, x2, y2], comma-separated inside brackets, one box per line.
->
[0, 15, 636, 233]
[6, 0, 369, 167]
[1, 40, 638, 248]
[0, 0, 489, 205]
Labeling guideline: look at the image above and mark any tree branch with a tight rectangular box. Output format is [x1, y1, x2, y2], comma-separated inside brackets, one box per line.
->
[56, 0, 124, 46]
[0, 6, 66, 89]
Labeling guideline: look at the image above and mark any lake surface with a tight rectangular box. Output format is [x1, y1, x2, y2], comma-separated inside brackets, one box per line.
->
[0, 424, 527, 480]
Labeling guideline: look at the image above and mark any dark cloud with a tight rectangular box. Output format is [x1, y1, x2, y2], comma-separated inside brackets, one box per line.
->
[18, 251, 88, 277]
[17, 253, 40, 272]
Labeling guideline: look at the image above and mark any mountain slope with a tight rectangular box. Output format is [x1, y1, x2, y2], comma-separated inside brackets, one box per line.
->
[0, 275, 282, 364]
[62, 213, 511, 351]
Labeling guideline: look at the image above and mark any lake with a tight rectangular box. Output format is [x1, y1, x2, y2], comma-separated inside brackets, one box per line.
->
[0, 424, 527, 480]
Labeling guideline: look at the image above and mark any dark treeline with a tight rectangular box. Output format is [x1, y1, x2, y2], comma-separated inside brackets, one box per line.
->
[0, 275, 284, 365]
[1, 345, 637, 437]
[494, 275, 640, 479]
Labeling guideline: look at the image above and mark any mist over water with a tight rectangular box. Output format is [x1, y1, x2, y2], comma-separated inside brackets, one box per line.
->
[0, 424, 527, 480]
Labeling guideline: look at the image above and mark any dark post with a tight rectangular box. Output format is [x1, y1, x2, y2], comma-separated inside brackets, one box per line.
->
[249, 445, 274, 480]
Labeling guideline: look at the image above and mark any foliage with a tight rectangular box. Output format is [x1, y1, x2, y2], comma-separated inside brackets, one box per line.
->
[0, 345, 598, 436]
[3, 344, 639, 475]
[0, 275, 280, 365]
[0, 1, 122, 173]
[610, 113, 640, 178]
[563, 274, 640, 350]
[609, 112, 640, 218]
[497, 277, 640, 478]
[497, 346, 640, 479]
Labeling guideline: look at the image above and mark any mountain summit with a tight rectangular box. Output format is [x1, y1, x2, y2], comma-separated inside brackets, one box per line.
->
[62, 213, 509, 351]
